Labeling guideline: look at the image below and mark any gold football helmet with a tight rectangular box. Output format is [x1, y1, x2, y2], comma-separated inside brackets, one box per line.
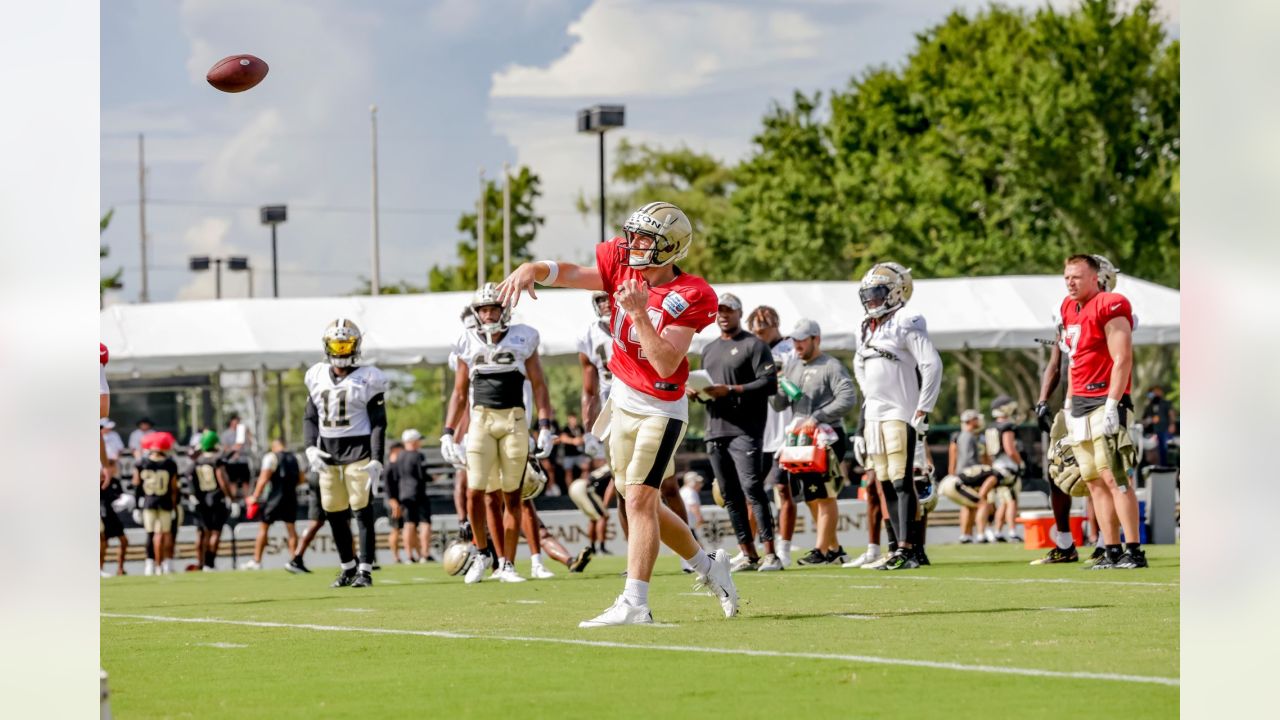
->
[1047, 412, 1088, 497]
[442, 542, 476, 576]
[619, 201, 693, 268]
[470, 282, 511, 342]
[859, 262, 912, 319]
[1092, 254, 1119, 292]
[322, 318, 362, 367]
[591, 291, 610, 319]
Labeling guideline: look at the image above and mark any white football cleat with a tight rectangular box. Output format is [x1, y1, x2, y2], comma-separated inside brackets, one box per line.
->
[465, 553, 492, 584]
[241, 560, 262, 571]
[757, 554, 783, 572]
[843, 548, 881, 568]
[497, 562, 527, 583]
[100, 570, 113, 578]
[530, 564, 555, 579]
[578, 595, 654, 628]
[861, 554, 892, 570]
[144, 559, 156, 577]
[696, 549, 740, 618]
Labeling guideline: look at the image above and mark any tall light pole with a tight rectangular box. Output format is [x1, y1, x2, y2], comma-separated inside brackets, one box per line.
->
[228, 256, 252, 297]
[138, 133, 150, 302]
[370, 104, 382, 295]
[188, 256, 223, 299]
[502, 162, 512, 278]
[477, 167, 486, 289]
[577, 105, 625, 242]
[259, 205, 287, 298]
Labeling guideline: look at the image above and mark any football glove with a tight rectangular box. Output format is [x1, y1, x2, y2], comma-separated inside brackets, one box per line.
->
[852, 436, 867, 466]
[449, 442, 468, 470]
[457, 519, 474, 543]
[228, 500, 241, 520]
[131, 509, 142, 525]
[535, 427, 555, 459]
[910, 413, 929, 436]
[440, 434, 459, 464]
[304, 446, 331, 474]
[364, 460, 383, 490]
[1101, 399, 1121, 436]
[583, 432, 604, 458]
[1034, 401, 1053, 434]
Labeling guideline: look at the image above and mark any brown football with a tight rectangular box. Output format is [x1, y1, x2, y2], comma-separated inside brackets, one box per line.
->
[206, 54, 269, 93]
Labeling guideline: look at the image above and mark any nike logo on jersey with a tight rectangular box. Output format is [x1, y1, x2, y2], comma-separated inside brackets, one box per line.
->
[1110, 303, 1121, 311]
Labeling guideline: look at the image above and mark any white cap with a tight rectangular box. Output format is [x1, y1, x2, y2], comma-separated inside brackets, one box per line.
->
[790, 318, 821, 341]
[401, 428, 423, 443]
[100, 418, 116, 429]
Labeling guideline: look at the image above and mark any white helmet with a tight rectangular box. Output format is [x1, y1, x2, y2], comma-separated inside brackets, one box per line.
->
[322, 318, 363, 368]
[591, 291, 610, 320]
[859, 262, 912, 319]
[1092, 255, 1119, 292]
[521, 458, 548, 501]
[470, 282, 510, 342]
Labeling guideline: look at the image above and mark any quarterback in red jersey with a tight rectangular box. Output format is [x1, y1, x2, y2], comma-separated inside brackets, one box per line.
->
[1059, 254, 1146, 569]
[497, 201, 740, 626]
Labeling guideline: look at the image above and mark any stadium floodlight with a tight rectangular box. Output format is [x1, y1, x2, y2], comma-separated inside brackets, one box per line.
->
[577, 104, 625, 243]
[259, 204, 287, 298]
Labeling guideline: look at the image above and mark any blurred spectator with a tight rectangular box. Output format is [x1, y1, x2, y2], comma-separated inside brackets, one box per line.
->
[747, 304, 800, 567]
[396, 430, 434, 563]
[101, 419, 125, 468]
[99, 471, 128, 577]
[244, 439, 303, 570]
[950, 409, 987, 543]
[558, 414, 589, 492]
[191, 430, 233, 571]
[220, 414, 254, 496]
[127, 418, 153, 459]
[679, 471, 706, 545]
[1142, 385, 1177, 465]
[385, 442, 405, 563]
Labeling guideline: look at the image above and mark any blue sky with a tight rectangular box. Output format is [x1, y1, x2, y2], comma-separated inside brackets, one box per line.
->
[100, 0, 1179, 304]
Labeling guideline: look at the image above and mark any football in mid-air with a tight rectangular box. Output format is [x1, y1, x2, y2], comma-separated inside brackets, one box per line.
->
[206, 54, 269, 93]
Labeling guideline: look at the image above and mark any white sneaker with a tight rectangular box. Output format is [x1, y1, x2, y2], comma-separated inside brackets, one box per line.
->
[497, 562, 527, 583]
[862, 554, 892, 570]
[144, 559, 155, 577]
[100, 570, 113, 578]
[757, 554, 783, 572]
[160, 561, 172, 575]
[983, 528, 998, 544]
[729, 551, 746, 565]
[241, 560, 262, 571]
[530, 564, 555, 580]
[843, 548, 881, 568]
[579, 595, 654, 628]
[465, 553, 492, 584]
[778, 548, 792, 568]
[695, 549, 740, 618]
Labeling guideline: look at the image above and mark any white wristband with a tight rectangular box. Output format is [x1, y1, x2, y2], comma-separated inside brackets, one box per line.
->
[537, 261, 559, 286]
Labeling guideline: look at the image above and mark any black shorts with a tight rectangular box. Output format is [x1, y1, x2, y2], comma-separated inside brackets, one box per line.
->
[194, 502, 230, 531]
[399, 497, 431, 525]
[225, 462, 252, 486]
[100, 505, 124, 539]
[262, 497, 297, 525]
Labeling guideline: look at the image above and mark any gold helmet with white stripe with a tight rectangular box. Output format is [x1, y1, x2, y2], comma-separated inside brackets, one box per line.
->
[619, 201, 693, 268]
[859, 262, 912, 319]
[322, 318, 363, 368]
[1092, 255, 1119, 292]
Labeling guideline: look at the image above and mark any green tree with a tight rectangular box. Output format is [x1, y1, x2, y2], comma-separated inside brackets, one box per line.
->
[576, 139, 735, 276]
[429, 166, 544, 291]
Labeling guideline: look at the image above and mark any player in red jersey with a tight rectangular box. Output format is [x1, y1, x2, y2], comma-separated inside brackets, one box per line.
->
[497, 201, 740, 626]
[1059, 255, 1146, 569]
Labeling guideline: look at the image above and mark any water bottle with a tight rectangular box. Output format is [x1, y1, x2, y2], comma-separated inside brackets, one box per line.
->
[779, 377, 802, 401]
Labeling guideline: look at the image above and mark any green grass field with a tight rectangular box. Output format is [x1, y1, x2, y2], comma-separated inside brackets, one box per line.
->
[102, 544, 1178, 719]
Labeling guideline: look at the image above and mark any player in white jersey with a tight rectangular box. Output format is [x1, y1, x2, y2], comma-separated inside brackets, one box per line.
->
[303, 318, 389, 588]
[852, 262, 942, 571]
[441, 283, 555, 584]
[572, 291, 615, 564]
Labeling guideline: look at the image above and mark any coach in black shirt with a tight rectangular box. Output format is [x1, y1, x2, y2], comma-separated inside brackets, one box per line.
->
[696, 292, 781, 572]
[396, 430, 434, 562]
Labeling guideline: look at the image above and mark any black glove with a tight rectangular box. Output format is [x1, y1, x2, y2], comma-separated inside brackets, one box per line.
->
[458, 519, 473, 543]
[1034, 401, 1053, 434]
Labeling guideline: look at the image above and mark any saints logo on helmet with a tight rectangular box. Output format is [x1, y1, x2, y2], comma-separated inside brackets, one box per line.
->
[443, 542, 477, 576]
[619, 201, 693, 268]
[323, 318, 363, 368]
[1092, 254, 1119, 292]
[859, 262, 912, 319]
[591, 291, 610, 319]
[470, 282, 511, 343]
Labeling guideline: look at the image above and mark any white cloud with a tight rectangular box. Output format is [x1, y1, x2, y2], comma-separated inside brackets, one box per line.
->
[492, 2, 822, 98]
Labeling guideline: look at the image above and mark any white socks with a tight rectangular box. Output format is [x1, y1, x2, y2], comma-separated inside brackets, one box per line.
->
[688, 548, 713, 577]
[623, 579, 649, 606]
[341, 560, 357, 571]
[357, 562, 373, 574]
[867, 544, 881, 557]
[530, 553, 544, 569]
[1053, 528, 1074, 550]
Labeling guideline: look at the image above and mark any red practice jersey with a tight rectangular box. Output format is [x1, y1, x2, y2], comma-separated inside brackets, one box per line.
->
[595, 238, 718, 402]
[1059, 291, 1133, 398]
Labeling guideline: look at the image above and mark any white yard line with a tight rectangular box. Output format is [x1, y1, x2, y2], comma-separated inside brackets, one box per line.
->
[797, 573, 1177, 588]
[101, 612, 1178, 687]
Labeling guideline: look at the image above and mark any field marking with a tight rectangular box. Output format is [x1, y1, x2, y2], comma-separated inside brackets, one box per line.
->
[334, 608, 374, 613]
[101, 613, 1178, 687]
[196, 642, 248, 649]
[511, 600, 544, 605]
[839, 614, 879, 621]
[799, 573, 1176, 588]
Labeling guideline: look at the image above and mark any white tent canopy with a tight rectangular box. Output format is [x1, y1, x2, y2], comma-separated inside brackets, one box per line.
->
[100, 275, 1180, 377]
